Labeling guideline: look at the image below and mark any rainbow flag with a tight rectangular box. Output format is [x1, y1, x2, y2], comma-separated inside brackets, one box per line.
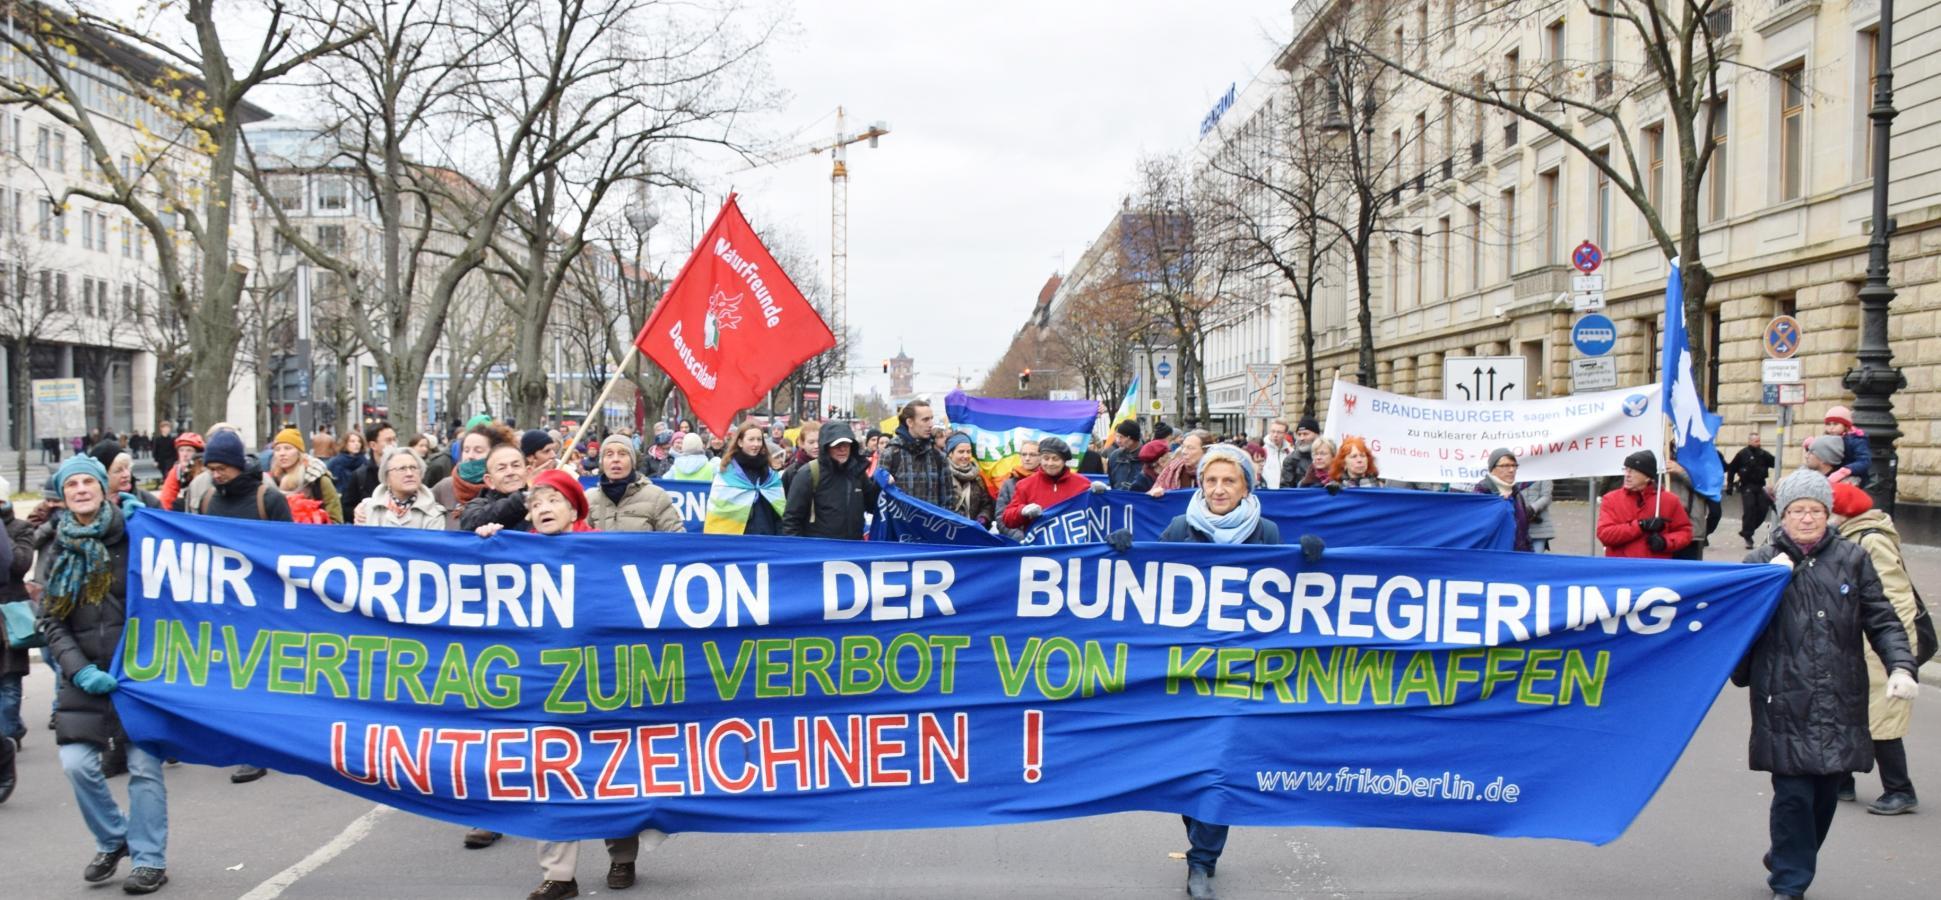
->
[1111, 376, 1139, 430]
[943, 389, 1100, 494]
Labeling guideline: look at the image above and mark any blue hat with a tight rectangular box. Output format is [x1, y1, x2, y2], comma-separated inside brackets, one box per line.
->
[945, 432, 973, 454]
[54, 455, 110, 498]
[205, 430, 248, 470]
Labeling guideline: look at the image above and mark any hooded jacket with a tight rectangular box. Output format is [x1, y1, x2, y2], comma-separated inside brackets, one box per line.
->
[781, 423, 876, 540]
[34, 504, 131, 747]
[1596, 483, 1692, 558]
[1738, 530, 1915, 774]
[667, 451, 718, 482]
[1835, 510, 1921, 740]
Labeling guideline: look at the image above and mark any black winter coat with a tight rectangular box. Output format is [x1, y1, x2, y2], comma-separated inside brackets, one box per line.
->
[35, 505, 132, 748]
[0, 503, 31, 677]
[458, 487, 530, 532]
[1738, 531, 1916, 775]
[1106, 446, 1142, 491]
[782, 453, 877, 540]
[199, 464, 295, 522]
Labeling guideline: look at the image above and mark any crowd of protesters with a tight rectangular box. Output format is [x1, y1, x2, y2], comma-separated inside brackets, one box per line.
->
[0, 398, 1923, 900]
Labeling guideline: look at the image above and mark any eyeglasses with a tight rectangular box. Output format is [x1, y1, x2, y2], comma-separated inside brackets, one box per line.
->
[1493, 461, 1519, 470]
[1784, 506, 1827, 519]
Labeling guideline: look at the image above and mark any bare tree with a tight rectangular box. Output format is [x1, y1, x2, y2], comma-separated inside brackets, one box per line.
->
[0, 1, 369, 428]
[1122, 154, 1246, 424]
[1363, 0, 1732, 377]
[0, 192, 74, 489]
[1046, 279, 1148, 408]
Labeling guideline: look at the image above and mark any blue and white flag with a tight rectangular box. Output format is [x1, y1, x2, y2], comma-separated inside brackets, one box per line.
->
[1661, 259, 1724, 501]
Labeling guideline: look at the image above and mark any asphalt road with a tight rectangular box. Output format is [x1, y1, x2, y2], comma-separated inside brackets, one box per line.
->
[5, 499, 1940, 898]
[4, 660, 1939, 899]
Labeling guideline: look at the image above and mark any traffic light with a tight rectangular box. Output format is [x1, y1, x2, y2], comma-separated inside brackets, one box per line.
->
[1019, 368, 1032, 391]
[881, 359, 890, 373]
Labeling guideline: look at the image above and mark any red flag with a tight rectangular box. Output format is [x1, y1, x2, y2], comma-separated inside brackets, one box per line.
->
[634, 195, 836, 435]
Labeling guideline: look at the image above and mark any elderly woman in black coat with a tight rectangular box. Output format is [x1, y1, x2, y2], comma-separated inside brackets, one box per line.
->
[1739, 470, 1917, 900]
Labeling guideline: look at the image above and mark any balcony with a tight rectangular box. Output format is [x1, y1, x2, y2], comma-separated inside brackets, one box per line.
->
[1510, 264, 1573, 300]
[1705, 3, 1733, 35]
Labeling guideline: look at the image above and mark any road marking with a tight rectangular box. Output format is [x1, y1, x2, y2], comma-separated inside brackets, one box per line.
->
[239, 804, 393, 900]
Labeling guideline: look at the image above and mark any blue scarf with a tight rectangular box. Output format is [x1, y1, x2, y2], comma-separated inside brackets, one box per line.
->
[1184, 491, 1262, 544]
[43, 499, 135, 617]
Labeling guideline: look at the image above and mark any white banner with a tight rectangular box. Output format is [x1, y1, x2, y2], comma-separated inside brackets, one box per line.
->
[1322, 380, 1664, 483]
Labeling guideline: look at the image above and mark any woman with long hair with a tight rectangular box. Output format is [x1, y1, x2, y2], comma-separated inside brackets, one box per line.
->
[265, 427, 343, 523]
[704, 422, 786, 536]
[1328, 436, 1381, 488]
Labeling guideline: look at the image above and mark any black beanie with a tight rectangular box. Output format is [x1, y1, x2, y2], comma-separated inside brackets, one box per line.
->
[521, 429, 555, 457]
[1622, 450, 1657, 480]
[1114, 419, 1141, 441]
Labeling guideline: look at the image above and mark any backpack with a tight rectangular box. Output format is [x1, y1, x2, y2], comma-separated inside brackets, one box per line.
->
[1851, 527, 1938, 668]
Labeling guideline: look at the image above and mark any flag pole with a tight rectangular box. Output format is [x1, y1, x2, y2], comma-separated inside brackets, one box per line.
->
[558, 344, 642, 470]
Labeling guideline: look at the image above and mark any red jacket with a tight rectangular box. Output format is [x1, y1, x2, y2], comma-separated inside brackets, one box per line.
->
[1597, 484, 1693, 558]
[1001, 469, 1092, 529]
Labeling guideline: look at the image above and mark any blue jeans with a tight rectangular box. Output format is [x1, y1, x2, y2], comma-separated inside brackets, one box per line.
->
[0, 673, 23, 740]
[60, 741, 168, 870]
[1181, 815, 1227, 874]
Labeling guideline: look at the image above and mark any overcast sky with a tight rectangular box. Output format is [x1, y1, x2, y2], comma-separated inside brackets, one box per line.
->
[730, 2, 1293, 402]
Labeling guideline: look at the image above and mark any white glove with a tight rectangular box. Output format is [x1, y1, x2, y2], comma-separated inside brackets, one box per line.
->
[1088, 480, 1108, 494]
[1887, 669, 1920, 701]
[1769, 555, 1794, 571]
[1021, 503, 1043, 519]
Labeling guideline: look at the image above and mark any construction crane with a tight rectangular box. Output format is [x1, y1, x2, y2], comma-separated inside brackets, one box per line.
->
[740, 107, 889, 415]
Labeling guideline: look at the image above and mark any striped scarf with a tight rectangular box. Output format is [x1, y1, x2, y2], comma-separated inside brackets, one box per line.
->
[703, 455, 785, 534]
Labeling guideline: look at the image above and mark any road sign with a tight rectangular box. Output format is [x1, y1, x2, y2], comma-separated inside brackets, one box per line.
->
[1155, 360, 1173, 379]
[1573, 291, 1606, 311]
[1047, 389, 1080, 401]
[1762, 384, 1781, 405]
[1761, 358, 1803, 384]
[1571, 314, 1618, 357]
[1572, 275, 1605, 293]
[1764, 316, 1803, 359]
[1443, 355, 1526, 403]
[30, 378, 85, 441]
[1572, 240, 1603, 273]
[1244, 363, 1283, 418]
[1571, 357, 1618, 390]
[1778, 383, 1807, 406]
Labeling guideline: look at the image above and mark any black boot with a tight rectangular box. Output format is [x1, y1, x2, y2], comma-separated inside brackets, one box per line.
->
[1186, 867, 1217, 900]
[84, 846, 129, 883]
[230, 765, 267, 784]
[462, 827, 502, 848]
[0, 730, 15, 804]
[122, 867, 168, 894]
[527, 879, 578, 900]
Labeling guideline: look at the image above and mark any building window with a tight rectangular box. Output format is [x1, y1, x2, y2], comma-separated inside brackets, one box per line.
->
[1501, 188, 1517, 274]
[1389, 239, 1402, 312]
[1416, 5, 1429, 63]
[318, 224, 346, 253]
[1859, 28, 1879, 174]
[314, 176, 350, 213]
[54, 272, 68, 312]
[1440, 96, 1455, 164]
[1705, 97, 1729, 222]
[1593, 0, 1614, 97]
[1438, 217, 1452, 301]
[1468, 202, 1483, 289]
[37, 198, 62, 242]
[270, 176, 305, 212]
[1412, 229, 1425, 307]
[1539, 168, 1560, 265]
[1778, 63, 1805, 201]
[1645, 124, 1665, 211]
[1414, 111, 1428, 178]
[34, 126, 49, 168]
[122, 283, 134, 318]
[1594, 149, 1611, 250]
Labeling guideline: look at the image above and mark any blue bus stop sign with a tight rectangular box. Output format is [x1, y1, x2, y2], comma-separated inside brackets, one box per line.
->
[1572, 314, 1617, 357]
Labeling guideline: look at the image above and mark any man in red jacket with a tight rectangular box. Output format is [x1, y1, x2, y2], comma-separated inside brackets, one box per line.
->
[1001, 437, 1107, 530]
[1597, 450, 1693, 558]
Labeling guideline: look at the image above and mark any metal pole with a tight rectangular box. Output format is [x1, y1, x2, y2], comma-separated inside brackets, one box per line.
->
[1844, 0, 1905, 513]
[294, 263, 314, 438]
[558, 344, 640, 470]
[1587, 477, 1597, 556]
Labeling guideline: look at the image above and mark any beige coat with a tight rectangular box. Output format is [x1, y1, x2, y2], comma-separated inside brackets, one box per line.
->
[586, 476, 685, 533]
[1837, 510, 1919, 740]
[355, 486, 450, 530]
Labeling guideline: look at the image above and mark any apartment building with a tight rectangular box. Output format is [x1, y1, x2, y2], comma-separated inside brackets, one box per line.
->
[1274, 0, 1941, 533]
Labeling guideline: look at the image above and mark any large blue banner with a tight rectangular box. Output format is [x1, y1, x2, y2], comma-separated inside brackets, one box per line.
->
[115, 511, 1785, 844]
[872, 479, 1515, 550]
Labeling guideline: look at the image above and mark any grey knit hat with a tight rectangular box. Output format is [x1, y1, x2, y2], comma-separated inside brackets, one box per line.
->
[1807, 435, 1845, 467]
[600, 433, 638, 467]
[1774, 469, 1834, 517]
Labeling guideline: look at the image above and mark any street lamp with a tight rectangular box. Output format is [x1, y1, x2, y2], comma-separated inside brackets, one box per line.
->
[1844, 0, 1905, 512]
